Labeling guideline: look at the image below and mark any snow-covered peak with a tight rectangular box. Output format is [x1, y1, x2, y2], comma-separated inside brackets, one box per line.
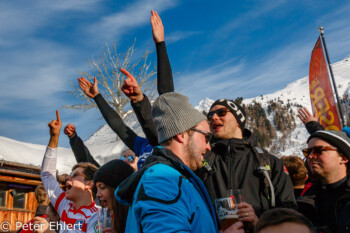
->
[195, 97, 215, 112]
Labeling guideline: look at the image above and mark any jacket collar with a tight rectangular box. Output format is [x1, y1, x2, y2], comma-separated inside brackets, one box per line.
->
[211, 128, 257, 152]
[115, 146, 185, 204]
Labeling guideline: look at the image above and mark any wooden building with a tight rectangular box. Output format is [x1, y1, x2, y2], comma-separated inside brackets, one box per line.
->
[0, 160, 41, 232]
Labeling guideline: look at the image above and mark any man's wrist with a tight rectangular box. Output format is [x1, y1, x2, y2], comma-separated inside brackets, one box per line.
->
[93, 93, 101, 100]
[92, 92, 99, 98]
[132, 94, 144, 103]
[48, 135, 59, 148]
[68, 132, 76, 139]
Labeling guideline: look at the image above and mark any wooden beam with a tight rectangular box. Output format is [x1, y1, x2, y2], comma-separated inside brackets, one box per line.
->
[0, 175, 41, 186]
[0, 168, 41, 179]
[0, 160, 41, 171]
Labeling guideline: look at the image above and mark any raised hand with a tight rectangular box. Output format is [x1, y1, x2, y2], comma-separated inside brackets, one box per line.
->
[78, 77, 99, 98]
[48, 110, 62, 138]
[151, 10, 164, 43]
[64, 123, 76, 138]
[120, 68, 143, 103]
[298, 107, 318, 125]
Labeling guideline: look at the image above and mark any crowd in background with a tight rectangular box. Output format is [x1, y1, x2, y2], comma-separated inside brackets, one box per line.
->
[20, 11, 350, 233]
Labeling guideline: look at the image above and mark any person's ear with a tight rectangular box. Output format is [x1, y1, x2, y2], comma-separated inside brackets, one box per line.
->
[85, 180, 94, 190]
[175, 132, 187, 143]
[340, 154, 349, 165]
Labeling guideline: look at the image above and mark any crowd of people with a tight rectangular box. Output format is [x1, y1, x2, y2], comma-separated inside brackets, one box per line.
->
[22, 10, 349, 233]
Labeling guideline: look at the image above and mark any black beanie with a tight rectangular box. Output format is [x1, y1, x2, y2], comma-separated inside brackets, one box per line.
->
[93, 159, 134, 189]
[307, 130, 350, 160]
[209, 99, 246, 130]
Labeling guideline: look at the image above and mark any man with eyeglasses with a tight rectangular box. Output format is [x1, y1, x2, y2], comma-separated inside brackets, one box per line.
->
[41, 110, 99, 232]
[198, 99, 296, 230]
[298, 130, 350, 233]
[120, 149, 139, 171]
[115, 92, 244, 233]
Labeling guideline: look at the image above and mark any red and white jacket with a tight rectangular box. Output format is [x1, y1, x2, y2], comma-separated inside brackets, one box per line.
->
[41, 147, 100, 233]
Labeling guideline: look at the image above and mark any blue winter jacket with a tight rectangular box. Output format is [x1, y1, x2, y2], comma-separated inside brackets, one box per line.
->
[115, 146, 218, 233]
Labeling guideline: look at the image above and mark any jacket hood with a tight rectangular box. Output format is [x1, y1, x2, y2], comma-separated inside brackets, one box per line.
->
[115, 146, 185, 205]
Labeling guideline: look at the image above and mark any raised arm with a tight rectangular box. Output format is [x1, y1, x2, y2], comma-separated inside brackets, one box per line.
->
[48, 110, 61, 149]
[297, 107, 324, 134]
[121, 68, 159, 146]
[151, 10, 174, 95]
[64, 124, 100, 167]
[78, 77, 137, 150]
[41, 111, 65, 210]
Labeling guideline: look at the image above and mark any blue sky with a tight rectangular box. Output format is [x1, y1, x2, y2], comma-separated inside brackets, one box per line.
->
[1, 0, 350, 147]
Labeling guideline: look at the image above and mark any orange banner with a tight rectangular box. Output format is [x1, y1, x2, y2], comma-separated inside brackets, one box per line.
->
[309, 37, 341, 131]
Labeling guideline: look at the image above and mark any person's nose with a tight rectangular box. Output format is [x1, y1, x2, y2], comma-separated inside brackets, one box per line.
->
[308, 151, 317, 159]
[211, 112, 219, 121]
[205, 141, 211, 151]
[96, 189, 102, 198]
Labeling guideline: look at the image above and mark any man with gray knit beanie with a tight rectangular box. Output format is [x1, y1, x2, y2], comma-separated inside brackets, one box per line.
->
[298, 130, 350, 233]
[115, 92, 244, 233]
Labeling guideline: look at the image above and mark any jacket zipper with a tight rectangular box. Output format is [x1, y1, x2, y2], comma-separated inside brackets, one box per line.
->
[228, 145, 233, 192]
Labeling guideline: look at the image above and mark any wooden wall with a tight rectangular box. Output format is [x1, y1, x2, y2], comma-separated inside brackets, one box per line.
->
[0, 188, 37, 232]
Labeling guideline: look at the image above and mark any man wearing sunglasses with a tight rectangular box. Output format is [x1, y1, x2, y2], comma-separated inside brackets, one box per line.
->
[41, 111, 99, 232]
[298, 130, 350, 233]
[116, 92, 244, 233]
[120, 149, 139, 171]
[199, 99, 296, 230]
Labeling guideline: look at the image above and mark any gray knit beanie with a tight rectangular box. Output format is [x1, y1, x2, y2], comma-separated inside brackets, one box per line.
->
[152, 92, 207, 144]
[307, 130, 350, 160]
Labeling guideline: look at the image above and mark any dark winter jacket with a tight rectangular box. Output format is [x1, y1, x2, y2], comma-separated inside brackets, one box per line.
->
[115, 146, 218, 233]
[198, 129, 297, 217]
[298, 175, 350, 233]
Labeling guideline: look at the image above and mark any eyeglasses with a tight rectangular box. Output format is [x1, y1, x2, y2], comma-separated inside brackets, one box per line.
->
[302, 145, 338, 158]
[190, 128, 212, 143]
[207, 108, 229, 121]
[120, 155, 136, 162]
[69, 170, 87, 179]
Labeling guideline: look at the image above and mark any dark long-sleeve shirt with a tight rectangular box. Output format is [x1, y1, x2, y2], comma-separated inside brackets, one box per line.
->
[131, 41, 174, 145]
[69, 134, 100, 167]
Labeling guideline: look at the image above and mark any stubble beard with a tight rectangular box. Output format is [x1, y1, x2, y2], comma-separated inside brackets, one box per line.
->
[186, 138, 202, 171]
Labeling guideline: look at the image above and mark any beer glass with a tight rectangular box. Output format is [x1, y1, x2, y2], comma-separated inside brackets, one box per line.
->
[228, 189, 244, 204]
[215, 196, 239, 230]
[97, 208, 112, 233]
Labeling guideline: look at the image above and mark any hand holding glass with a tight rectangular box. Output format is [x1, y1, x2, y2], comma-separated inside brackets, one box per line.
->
[215, 196, 239, 230]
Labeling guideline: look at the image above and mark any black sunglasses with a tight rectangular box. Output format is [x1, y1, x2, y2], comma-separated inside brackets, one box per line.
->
[121, 155, 136, 162]
[207, 108, 229, 120]
[190, 128, 212, 143]
[302, 145, 337, 158]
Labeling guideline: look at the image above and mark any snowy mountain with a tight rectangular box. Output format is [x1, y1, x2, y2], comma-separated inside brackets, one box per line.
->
[1, 55, 349, 173]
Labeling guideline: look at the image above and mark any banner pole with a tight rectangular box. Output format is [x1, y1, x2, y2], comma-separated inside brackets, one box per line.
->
[318, 26, 345, 127]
